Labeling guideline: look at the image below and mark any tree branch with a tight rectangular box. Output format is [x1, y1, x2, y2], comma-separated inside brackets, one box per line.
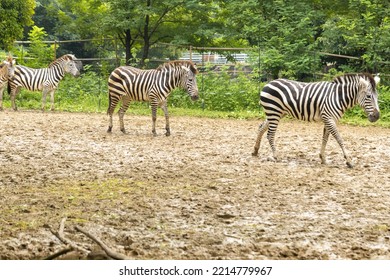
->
[48, 217, 90, 255]
[44, 247, 73, 260]
[74, 226, 130, 260]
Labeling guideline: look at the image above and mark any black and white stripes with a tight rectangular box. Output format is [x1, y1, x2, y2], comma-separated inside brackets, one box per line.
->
[7, 54, 81, 111]
[252, 73, 380, 167]
[0, 55, 16, 110]
[107, 60, 199, 136]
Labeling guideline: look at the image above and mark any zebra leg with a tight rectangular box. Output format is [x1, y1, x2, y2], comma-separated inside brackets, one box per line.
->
[41, 88, 49, 112]
[266, 119, 280, 161]
[11, 86, 21, 111]
[324, 119, 353, 168]
[0, 85, 4, 110]
[107, 93, 120, 133]
[319, 126, 330, 165]
[49, 90, 56, 111]
[252, 120, 269, 156]
[160, 100, 170, 136]
[118, 95, 131, 134]
[151, 100, 158, 136]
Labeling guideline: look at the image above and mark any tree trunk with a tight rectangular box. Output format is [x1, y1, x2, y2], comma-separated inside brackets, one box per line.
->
[124, 29, 133, 66]
[140, 0, 151, 68]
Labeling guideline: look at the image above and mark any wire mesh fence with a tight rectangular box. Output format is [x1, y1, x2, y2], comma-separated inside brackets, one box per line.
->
[5, 39, 390, 114]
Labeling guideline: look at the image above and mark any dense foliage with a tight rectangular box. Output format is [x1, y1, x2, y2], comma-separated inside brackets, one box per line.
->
[0, 0, 35, 50]
[1, 0, 389, 76]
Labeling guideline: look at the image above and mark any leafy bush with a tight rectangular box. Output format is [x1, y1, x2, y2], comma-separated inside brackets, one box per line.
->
[169, 65, 262, 113]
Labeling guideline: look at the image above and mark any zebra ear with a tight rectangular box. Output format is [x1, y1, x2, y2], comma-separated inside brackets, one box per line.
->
[374, 74, 380, 85]
[359, 78, 369, 92]
[181, 65, 190, 72]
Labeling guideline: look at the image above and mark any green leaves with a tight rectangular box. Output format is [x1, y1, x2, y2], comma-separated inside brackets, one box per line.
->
[0, 0, 35, 50]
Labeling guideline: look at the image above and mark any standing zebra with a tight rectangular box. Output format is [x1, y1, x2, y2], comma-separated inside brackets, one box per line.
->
[0, 55, 16, 110]
[107, 60, 199, 136]
[252, 73, 380, 167]
[7, 54, 81, 111]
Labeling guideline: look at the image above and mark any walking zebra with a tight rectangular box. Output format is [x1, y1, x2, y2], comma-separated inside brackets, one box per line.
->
[7, 54, 81, 111]
[107, 60, 199, 136]
[252, 73, 380, 167]
[0, 55, 16, 110]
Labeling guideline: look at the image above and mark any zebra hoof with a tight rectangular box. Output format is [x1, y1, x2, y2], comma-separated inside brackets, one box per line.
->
[267, 156, 276, 162]
[346, 161, 354, 168]
[107, 126, 113, 133]
[165, 132, 171, 137]
[251, 151, 258, 156]
[120, 128, 126, 134]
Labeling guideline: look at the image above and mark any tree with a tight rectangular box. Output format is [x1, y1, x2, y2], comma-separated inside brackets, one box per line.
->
[0, 0, 35, 50]
[27, 26, 54, 67]
[103, 0, 238, 66]
[318, 0, 390, 72]
[224, 0, 325, 78]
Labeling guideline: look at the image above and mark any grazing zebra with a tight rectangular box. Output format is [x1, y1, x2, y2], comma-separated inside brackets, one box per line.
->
[7, 54, 81, 111]
[252, 73, 380, 167]
[0, 55, 16, 110]
[107, 60, 199, 136]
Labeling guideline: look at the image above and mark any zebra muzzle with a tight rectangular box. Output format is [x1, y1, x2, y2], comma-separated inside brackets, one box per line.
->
[368, 109, 380, 122]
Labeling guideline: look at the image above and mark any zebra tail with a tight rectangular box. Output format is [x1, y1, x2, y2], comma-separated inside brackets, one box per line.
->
[107, 92, 111, 115]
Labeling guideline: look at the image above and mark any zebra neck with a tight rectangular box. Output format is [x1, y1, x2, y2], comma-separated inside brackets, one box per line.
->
[160, 70, 182, 93]
[334, 83, 359, 111]
[48, 64, 66, 82]
[0, 66, 6, 79]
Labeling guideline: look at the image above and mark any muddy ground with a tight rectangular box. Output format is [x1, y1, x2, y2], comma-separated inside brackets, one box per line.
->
[0, 110, 389, 260]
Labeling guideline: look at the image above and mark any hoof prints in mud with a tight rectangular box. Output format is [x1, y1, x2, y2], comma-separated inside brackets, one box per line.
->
[1, 111, 390, 259]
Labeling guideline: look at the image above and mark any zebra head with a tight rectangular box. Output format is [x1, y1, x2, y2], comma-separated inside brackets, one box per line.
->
[180, 63, 199, 101]
[64, 60, 81, 78]
[357, 74, 380, 123]
[61, 54, 81, 78]
[3, 55, 16, 79]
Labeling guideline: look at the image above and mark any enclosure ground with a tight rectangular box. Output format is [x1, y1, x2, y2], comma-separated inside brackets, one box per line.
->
[1, 110, 389, 259]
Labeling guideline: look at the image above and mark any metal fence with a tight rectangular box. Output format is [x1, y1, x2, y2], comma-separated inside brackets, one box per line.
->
[11, 39, 390, 85]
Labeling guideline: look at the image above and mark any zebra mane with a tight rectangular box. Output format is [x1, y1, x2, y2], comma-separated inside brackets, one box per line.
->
[333, 73, 376, 89]
[157, 60, 198, 74]
[48, 54, 76, 68]
[1, 55, 15, 66]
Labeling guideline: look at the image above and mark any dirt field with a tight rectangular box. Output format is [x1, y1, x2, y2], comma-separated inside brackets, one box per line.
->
[1, 110, 389, 260]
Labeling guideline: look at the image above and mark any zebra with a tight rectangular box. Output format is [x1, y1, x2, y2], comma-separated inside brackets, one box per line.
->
[252, 73, 380, 168]
[7, 54, 81, 111]
[107, 60, 199, 136]
[0, 55, 16, 110]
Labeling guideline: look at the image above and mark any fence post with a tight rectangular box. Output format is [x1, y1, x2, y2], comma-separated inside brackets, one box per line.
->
[53, 40, 57, 59]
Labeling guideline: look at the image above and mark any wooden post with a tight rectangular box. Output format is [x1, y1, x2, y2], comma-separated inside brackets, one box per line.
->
[53, 40, 57, 59]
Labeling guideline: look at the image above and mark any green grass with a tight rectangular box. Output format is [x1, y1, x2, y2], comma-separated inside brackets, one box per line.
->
[3, 90, 390, 128]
